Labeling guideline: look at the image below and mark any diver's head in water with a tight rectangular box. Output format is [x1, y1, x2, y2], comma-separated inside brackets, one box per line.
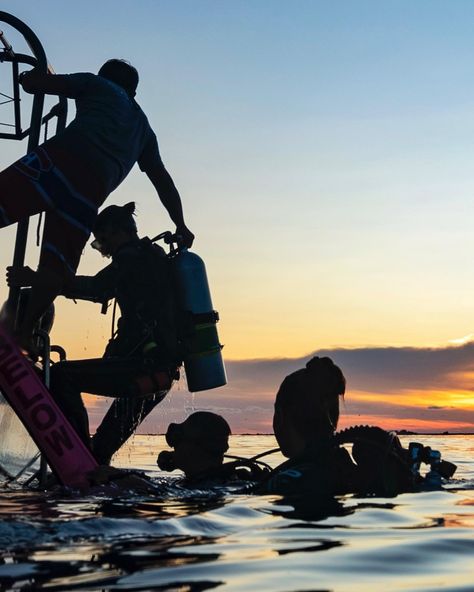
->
[92, 202, 137, 258]
[98, 59, 139, 98]
[157, 412, 231, 479]
[273, 357, 346, 459]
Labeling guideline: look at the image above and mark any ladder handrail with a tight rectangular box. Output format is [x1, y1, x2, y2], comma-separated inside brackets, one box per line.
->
[0, 11, 68, 308]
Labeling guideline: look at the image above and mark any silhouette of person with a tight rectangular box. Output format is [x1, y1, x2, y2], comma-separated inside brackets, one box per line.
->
[8, 201, 181, 464]
[0, 59, 193, 354]
[256, 357, 457, 496]
[157, 412, 232, 484]
[88, 412, 233, 492]
[256, 357, 356, 496]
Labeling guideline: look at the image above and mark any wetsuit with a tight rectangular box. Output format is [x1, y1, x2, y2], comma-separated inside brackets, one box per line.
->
[256, 428, 455, 498]
[255, 441, 357, 497]
[50, 236, 180, 464]
[0, 73, 163, 277]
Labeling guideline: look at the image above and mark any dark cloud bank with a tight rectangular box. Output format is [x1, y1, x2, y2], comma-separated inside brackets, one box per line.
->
[187, 341, 474, 431]
[89, 342, 474, 433]
[223, 341, 474, 394]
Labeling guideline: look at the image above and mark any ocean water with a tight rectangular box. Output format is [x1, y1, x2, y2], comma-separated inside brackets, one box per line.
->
[0, 434, 473, 591]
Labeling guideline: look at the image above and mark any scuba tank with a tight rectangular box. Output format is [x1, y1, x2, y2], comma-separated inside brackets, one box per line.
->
[173, 248, 227, 391]
[153, 232, 227, 392]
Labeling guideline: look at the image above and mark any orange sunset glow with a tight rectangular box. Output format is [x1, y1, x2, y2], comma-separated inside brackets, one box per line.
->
[0, 4, 474, 435]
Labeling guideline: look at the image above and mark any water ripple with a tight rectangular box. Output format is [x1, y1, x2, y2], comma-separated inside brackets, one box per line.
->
[0, 434, 473, 591]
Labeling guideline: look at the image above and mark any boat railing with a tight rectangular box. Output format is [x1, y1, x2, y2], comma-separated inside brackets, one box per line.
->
[0, 11, 68, 306]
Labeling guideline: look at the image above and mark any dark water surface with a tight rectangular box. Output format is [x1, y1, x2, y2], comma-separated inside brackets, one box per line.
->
[0, 435, 473, 591]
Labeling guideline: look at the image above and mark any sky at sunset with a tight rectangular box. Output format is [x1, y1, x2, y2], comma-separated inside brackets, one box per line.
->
[1, 1, 474, 434]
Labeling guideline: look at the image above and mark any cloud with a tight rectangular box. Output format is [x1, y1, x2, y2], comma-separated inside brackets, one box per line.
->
[86, 341, 474, 433]
[195, 342, 474, 431]
[449, 333, 474, 345]
[313, 344, 474, 393]
[221, 341, 474, 394]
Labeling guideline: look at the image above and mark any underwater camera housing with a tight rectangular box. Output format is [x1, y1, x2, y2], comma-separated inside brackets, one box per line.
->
[164, 422, 183, 448]
[408, 442, 457, 480]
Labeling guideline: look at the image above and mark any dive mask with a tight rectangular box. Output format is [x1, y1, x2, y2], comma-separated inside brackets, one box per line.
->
[165, 422, 184, 448]
[91, 238, 102, 251]
[158, 422, 187, 471]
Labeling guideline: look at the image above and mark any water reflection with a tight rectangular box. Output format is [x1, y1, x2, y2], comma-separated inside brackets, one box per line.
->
[0, 435, 473, 591]
[269, 494, 353, 522]
[98, 494, 231, 521]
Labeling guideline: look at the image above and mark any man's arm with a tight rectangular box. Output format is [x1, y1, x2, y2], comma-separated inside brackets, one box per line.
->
[20, 70, 85, 98]
[7, 265, 116, 304]
[145, 161, 195, 248]
[62, 265, 117, 303]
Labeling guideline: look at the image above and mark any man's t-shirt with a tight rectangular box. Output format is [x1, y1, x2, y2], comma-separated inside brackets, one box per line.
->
[46, 73, 163, 197]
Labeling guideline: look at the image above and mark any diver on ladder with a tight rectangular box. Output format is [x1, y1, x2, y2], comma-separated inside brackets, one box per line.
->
[0, 58, 194, 356]
[8, 201, 182, 465]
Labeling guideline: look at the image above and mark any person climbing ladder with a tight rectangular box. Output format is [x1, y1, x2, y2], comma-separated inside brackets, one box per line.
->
[0, 59, 194, 355]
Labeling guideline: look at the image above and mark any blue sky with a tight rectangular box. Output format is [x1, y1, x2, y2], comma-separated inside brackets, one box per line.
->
[1, 2, 474, 431]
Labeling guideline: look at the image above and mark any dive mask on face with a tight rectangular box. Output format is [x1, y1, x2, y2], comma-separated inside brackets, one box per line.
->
[157, 422, 183, 472]
[165, 422, 184, 448]
[91, 237, 112, 258]
[91, 238, 102, 251]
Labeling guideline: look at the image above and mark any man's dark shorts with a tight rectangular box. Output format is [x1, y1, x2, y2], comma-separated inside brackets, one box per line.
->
[0, 143, 107, 277]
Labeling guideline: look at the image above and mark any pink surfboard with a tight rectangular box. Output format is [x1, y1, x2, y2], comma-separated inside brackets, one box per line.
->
[0, 323, 98, 487]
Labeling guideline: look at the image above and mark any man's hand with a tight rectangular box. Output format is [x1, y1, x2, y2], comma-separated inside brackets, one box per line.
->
[176, 225, 195, 249]
[19, 69, 72, 97]
[19, 68, 45, 94]
[87, 466, 157, 493]
[6, 266, 36, 287]
[87, 465, 124, 486]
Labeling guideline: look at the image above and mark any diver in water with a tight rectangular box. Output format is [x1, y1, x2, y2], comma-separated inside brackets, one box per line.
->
[88, 411, 268, 492]
[157, 411, 270, 486]
[86, 357, 458, 497]
[255, 357, 457, 497]
[157, 412, 232, 485]
[256, 357, 357, 496]
[7, 201, 181, 465]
